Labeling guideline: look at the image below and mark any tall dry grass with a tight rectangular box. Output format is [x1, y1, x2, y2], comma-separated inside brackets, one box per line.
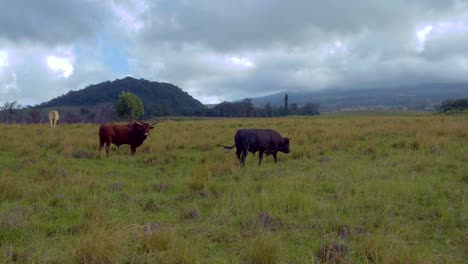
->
[0, 115, 466, 262]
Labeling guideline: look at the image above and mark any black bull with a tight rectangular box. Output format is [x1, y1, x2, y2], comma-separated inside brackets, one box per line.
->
[220, 129, 290, 166]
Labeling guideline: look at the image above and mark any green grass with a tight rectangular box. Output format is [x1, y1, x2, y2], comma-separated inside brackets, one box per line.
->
[321, 110, 435, 116]
[0, 116, 467, 263]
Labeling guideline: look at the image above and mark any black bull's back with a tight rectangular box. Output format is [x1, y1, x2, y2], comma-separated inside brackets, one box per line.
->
[221, 129, 290, 166]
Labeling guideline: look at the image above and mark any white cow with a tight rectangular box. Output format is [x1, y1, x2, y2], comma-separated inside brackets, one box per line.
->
[48, 110, 60, 128]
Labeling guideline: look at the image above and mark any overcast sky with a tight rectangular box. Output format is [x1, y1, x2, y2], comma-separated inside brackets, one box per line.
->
[1, 0, 468, 105]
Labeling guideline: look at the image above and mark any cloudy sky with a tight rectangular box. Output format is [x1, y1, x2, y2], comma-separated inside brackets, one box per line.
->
[1, 0, 468, 105]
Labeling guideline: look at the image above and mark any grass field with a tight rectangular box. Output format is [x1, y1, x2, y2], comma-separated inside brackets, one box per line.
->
[0, 115, 467, 263]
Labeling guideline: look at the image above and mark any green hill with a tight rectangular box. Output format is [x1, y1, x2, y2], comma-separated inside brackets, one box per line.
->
[37, 77, 206, 116]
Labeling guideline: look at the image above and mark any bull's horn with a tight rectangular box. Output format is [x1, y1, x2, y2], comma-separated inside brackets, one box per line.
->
[135, 120, 143, 125]
[151, 120, 160, 125]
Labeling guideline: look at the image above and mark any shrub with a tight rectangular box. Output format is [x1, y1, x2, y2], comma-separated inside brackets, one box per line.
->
[140, 225, 175, 253]
[139, 224, 198, 263]
[187, 165, 211, 191]
[73, 225, 133, 263]
[0, 173, 22, 201]
[245, 233, 284, 264]
[352, 232, 423, 263]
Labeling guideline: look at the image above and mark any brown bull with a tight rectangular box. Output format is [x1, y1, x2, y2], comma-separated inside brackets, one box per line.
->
[99, 120, 159, 157]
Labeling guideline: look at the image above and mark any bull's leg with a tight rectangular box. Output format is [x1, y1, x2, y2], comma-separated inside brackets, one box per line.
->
[50, 119, 53, 128]
[99, 140, 104, 157]
[236, 148, 242, 161]
[131, 146, 136, 155]
[273, 152, 278, 163]
[105, 141, 111, 157]
[241, 149, 248, 167]
[258, 150, 264, 165]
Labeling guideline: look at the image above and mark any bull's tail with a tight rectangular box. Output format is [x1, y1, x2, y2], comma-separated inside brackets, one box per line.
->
[218, 144, 235, 152]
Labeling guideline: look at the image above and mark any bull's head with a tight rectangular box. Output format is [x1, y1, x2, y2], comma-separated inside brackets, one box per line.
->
[134, 120, 159, 137]
[280, 137, 291, 153]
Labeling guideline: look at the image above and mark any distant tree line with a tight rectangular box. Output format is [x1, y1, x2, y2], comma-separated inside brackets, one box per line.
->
[203, 96, 319, 117]
[0, 93, 319, 124]
[439, 98, 468, 113]
[0, 101, 116, 124]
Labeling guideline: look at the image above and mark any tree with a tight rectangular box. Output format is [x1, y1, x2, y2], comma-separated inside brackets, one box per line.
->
[440, 98, 468, 112]
[116, 91, 144, 121]
[264, 103, 273, 117]
[299, 103, 320, 115]
[241, 98, 254, 117]
[0, 101, 22, 123]
[94, 103, 115, 123]
[284, 94, 288, 116]
[28, 109, 41, 123]
[439, 99, 455, 112]
[289, 103, 299, 115]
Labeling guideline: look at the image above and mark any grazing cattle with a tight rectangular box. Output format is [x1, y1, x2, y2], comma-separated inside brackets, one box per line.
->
[220, 129, 290, 166]
[99, 120, 159, 157]
[48, 110, 59, 128]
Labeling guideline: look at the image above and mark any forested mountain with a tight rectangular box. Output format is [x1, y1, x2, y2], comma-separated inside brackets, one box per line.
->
[249, 83, 468, 111]
[38, 77, 206, 116]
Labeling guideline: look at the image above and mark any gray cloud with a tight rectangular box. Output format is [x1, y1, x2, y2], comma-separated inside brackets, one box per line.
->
[141, 0, 459, 51]
[0, 43, 119, 106]
[0, 0, 111, 44]
[133, 0, 468, 101]
[1, 0, 467, 105]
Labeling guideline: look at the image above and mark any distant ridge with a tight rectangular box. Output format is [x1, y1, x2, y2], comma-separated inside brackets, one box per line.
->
[248, 83, 468, 111]
[38, 77, 206, 116]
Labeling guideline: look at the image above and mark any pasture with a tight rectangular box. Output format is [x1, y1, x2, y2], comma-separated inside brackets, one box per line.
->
[0, 115, 466, 263]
